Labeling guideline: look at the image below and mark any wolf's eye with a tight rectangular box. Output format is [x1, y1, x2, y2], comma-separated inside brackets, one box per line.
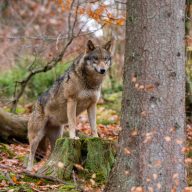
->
[93, 56, 98, 61]
[104, 56, 110, 61]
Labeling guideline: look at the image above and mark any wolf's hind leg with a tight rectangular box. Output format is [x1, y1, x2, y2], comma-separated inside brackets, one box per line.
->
[27, 120, 47, 171]
[35, 136, 49, 161]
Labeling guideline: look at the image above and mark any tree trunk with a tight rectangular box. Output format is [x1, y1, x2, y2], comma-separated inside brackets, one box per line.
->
[37, 137, 115, 182]
[105, 1, 186, 192]
[0, 108, 28, 142]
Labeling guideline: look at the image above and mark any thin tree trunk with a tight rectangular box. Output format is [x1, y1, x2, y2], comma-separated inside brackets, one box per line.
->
[0, 108, 28, 142]
[105, 1, 186, 191]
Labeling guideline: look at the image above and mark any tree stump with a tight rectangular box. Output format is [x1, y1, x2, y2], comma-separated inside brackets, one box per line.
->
[37, 137, 116, 182]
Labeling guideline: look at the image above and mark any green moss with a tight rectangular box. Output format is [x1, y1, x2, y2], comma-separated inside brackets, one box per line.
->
[96, 118, 116, 125]
[102, 92, 122, 114]
[84, 138, 115, 182]
[0, 172, 35, 192]
[0, 143, 15, 159]
[188, 151, 192, 158]
[38, 137, 115, 184]
[58, 183, 79, 192]
[4, 184, 34, 192]
[38, 138, 81, 180]
[0, 172, 7, 180]
[22, 175, 40, 183]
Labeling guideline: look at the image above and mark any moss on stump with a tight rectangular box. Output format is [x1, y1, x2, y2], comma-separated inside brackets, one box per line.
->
[37, 137, 115, 182]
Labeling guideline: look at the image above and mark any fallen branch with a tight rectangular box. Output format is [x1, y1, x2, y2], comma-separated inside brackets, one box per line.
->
[23, 170, 67, 184]
[0, 164, 68, 185]
[0, 108, 28, 142]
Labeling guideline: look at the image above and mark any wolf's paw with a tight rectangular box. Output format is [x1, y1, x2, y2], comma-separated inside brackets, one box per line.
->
[70, 136, 80, 140]
[92, 133, 99, 137]
[26, 166, 33, 172]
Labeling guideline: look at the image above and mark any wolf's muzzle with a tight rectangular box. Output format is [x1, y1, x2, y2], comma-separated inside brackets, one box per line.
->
[94, 67, 106, 74]
[100, 69, 106, 74]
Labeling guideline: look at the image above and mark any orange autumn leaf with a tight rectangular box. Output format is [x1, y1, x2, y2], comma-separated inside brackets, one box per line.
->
[58, 0, 63, 5]
[54, 1, 125, 26]
[116, 18, 125, 26]
[145, 84, 155, 92]
[61, 4, 65, 11]
[154, 160, 161, 167]
[12, 176, 19, 184]
[95, 7, 105, 16]
[124, 147, 131, 155]
[36, 179, 43, 185]
[102, 18, 111, 25]
[78, 7, 85, 15]
[107, 12, 113, 18]
[66, 0, 72, 9]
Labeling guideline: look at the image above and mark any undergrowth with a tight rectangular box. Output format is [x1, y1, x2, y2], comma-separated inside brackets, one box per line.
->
[0, 56, 69, 101]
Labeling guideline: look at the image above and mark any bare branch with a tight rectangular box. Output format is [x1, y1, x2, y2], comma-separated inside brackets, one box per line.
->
[23, 170, 67, 184]
[68, 0, 76, 39]
[11, 38, 73, 113]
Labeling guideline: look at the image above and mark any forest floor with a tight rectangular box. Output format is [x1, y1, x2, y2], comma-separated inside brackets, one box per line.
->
[0, 102, 121, 192]
[1, 99, 192, 191]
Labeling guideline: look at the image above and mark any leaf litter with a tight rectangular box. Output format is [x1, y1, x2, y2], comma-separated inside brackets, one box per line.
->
[0, 106, 121, 191]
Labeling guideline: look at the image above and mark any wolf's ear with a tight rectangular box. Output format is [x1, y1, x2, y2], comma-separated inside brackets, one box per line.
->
[87, 40, 95, 52]
[103, 40, 112, 51]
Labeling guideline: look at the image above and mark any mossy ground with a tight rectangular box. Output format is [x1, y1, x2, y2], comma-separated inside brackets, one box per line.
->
[0, 143, 15, 159]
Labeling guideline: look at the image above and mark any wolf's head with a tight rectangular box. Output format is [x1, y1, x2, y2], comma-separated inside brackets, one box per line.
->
[84, 40, 112, 75]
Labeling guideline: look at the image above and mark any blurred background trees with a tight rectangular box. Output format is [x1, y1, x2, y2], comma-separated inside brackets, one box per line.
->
[0, 0, 126, 112]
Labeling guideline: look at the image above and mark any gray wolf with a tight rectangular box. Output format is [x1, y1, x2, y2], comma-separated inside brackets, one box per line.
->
[27, 40, 112, 171]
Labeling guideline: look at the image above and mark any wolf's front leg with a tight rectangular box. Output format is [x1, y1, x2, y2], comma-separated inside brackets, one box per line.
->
[67, 99, 79, 139]
[88, 103, 98, 137]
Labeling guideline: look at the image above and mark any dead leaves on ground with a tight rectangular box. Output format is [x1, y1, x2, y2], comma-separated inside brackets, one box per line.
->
[2, 108, 192, 191]
[0, 106, 121, 191]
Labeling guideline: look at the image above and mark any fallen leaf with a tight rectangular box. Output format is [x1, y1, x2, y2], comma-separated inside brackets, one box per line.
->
[74, 163, 84, 171]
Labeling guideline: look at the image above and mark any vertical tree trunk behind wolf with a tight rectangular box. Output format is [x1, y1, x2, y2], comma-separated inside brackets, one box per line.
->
[105, 0, 186, 191]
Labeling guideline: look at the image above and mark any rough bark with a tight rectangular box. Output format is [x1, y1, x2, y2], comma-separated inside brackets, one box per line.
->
[0, 108, 28, 142]
[38, 137, 115, 182]
[105, 1, 186, 192]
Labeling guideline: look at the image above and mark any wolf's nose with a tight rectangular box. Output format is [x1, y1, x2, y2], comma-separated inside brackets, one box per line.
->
[100, 69, 106, 74]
